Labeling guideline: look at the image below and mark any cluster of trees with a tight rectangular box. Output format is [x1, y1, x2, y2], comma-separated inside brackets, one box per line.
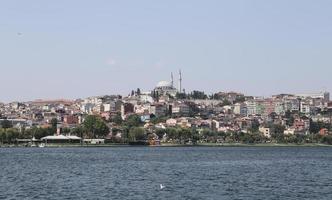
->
[152, 126, 332, 145]
[0, 119, 13, 129]
[81, 115, 109, 138]
[176, 91, 208, 100]
[310, 120, 331, 134]
[128, 127, 146, 142]
[155, 127, 200, 144]
[0, 115, 110, 144]
[108, 112, 332, 145]
[130, 88, 141, 96]
[3, 110, 332, 145]
[194, 129, 266, 144]
[111, 114, 144, 143]
[0, 128, 21, 144]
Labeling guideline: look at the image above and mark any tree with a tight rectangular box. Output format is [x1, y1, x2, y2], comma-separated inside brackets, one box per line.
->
[190, 128, 200, 144]
[129, 127, 146, 142]
[155, 129, 165, 139]
[19, 128, 33, 139]
[50, 118, 58, 133]
[321, 135, 332, 145]
[178, 128, 192, 143]
[0, 129, 5, 144]
[176, 92, 187, 99]
[5, 128, 19, 143]
[221, 100, 232, 106]
[136, 88, 141, 96]
[83, 115, 110, 138]
[111, 113, 123, 125]
[33, 127, 53, 139]
[62, 127, 71, 134]
[190, 91, 207, 99]
[249, 120, 260, 133]
[234, 96, 246, 103]
[284, 110, 295, 126]
[165, 127, 179, 141]
[150, 116, 167, 125]
[125, 114, 141, 128]
[310, 120, 331, 134]
[70, 126, 84, 137]
[1, 120, 12, 129]
[274, 124, 285, 133]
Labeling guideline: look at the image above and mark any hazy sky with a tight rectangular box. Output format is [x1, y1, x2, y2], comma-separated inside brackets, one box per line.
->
[1, 0, 332, 102]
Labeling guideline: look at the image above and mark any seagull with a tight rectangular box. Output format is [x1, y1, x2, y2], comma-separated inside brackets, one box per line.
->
[160, 184, 166, 190]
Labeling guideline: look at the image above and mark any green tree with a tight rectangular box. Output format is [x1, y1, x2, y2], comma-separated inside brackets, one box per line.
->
[50, 118, 58, 133]
[112, 113, 123, 125]
[155, 129, 165, 139]
[190, 91, 207, 99]
[310, 120, 331, 134]
[62, 127, 71, 134]
[249, 120, 260, 133]
[83, 115, 110, 138]
[125, 114, 141, 128]
[176, 92, 187, 99]
[190, 128, 200, 144]
[234, 96, 246, 103]
[129, 127, 146, 142]
[221, 100, 232, 106]
[136, 88, 141, 96]
[1, 120, 12, 129]
[0, 129, 6, 144]
[19, 128, 33, 139]
[165, 127, 179, 141]
[71, 126, 85, 137]
[150, 116, 167, 125]
[33, 127, 53, 139]
[321, 135, 332, 145]
[178, 128, 192, 143]
[5, 128, 20, 143]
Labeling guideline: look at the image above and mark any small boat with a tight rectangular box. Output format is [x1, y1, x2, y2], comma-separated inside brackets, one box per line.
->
[38, 143, 45, 148]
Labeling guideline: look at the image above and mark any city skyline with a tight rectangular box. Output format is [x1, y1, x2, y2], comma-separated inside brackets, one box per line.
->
[1, 0, 332, 102]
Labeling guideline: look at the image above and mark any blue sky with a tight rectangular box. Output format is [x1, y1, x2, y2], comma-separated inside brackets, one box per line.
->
[0, 0, 332, 102]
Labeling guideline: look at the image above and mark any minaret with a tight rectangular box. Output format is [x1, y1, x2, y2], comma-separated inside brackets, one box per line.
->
[179, 70, 182, 93]
[171, 72, 174, 88]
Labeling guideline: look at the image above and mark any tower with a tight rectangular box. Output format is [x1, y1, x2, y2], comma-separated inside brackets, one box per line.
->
[171, 72, 174, 88]
[178, 70, 182, 93]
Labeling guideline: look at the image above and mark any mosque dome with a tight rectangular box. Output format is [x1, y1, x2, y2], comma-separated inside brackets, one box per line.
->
[156, 81, 172, 88]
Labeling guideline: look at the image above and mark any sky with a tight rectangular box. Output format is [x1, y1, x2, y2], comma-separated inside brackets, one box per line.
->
[0, 0, 332, 102]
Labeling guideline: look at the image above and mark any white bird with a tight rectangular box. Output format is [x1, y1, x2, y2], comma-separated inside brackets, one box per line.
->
[160, 184, 166, 190]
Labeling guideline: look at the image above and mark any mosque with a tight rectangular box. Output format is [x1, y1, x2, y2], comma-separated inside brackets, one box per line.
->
[154, 71, 183, 97]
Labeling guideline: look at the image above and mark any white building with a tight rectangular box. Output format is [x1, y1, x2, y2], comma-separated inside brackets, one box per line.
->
[259, 127, 271, 138]
[296, 92, 330, 102]
[233, 103, 247, 116]
[154, 81, 178, 97]
[172, 102, 190, 116]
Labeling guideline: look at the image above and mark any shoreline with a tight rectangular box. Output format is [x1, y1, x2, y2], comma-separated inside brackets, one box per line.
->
[1, 143, 332, 148]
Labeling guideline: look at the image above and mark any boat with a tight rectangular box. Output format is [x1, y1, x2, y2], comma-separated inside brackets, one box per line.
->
[38, 143, 46, 148]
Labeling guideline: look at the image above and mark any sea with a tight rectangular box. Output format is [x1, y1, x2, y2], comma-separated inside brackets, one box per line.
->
[0, 147, 332, 200]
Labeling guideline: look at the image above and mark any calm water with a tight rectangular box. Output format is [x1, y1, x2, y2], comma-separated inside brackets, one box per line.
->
[0, 147, 332, 200]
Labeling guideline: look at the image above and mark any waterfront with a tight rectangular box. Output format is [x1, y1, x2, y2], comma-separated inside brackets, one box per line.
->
[1, 147, 332, 200]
